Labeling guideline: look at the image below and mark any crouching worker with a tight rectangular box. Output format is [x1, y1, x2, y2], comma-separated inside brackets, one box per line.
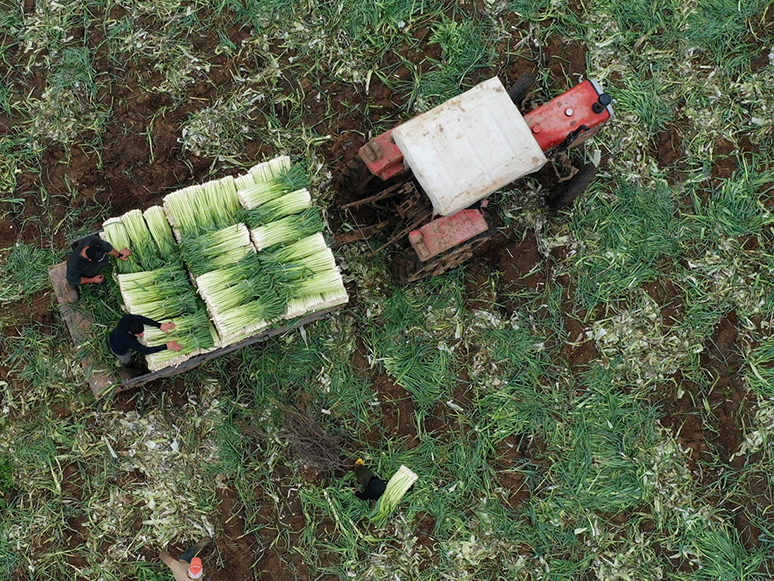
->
[354, 458, 388, 501]
[66, 235, 132, 286]
[160, 536, 211, 580]
[108, 314, 183, 376]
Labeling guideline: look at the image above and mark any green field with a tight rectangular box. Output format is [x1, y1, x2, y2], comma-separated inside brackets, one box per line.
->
[2, 1, 774, 580]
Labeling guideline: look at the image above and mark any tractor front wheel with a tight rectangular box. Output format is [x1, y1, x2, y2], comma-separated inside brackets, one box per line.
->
[339, 155, 384, 199]
[508, 73, 535, 108]
[546, 162, 597, 210]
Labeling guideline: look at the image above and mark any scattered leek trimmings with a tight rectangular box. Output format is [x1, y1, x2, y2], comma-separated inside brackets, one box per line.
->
[163, 176, 242, 241]
[370, 465, 418, 525]
[101, 218, 143, 274]
[143, 310, 219, 372]
[181, 223, 254, 278]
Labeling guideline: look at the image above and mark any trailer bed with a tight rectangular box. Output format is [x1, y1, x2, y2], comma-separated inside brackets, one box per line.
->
[49, 262, 342, 398]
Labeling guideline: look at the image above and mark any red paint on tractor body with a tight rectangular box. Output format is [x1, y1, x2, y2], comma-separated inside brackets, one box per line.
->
[523, 79, 611, 152]
[408, 209, 489, 261]
[358, 129, 405, 181]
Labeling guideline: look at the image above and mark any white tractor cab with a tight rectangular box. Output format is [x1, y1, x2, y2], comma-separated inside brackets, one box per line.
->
[338, 75, 613, 283]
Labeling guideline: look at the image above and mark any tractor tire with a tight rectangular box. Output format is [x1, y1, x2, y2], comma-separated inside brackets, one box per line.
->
[391, 246, 477, 284]
[508, 73, 535, 108]
[546, 162, 597, 210]
[339, 155, 384, 199]
[390, 218, 495, 284]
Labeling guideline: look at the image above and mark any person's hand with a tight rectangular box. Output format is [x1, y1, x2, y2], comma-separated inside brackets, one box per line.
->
[160, 322, 176, 332]
[118, 248, 132, 261]
[167, 340, 184, 352]
[93, 274, 104, 284]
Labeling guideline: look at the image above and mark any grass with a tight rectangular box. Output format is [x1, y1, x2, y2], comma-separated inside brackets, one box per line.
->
[2, 0, 774, 579]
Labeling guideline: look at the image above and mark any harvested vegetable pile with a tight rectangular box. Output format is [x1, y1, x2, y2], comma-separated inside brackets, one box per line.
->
[101, 157, 348, 370]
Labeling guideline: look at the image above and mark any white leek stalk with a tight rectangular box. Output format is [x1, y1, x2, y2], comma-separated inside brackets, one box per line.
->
[102, 218, 143, 273]
[121, 209, 163, 270]
[249, 208, 324, 250]
[144, 206, 180, 260]
[369, 465, 418, 525]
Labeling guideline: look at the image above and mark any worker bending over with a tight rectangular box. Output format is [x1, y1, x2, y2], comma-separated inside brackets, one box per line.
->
[109, 314, 182, 376]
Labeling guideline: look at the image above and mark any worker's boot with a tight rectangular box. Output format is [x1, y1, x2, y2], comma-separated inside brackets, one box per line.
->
[354, 459, 374, 490]
[120, 365, 145, 379]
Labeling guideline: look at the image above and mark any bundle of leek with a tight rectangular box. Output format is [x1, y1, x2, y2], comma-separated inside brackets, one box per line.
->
[234, 172, 256, 192]
[212, 294, 286, 344]
[180, 223, 254, 277]
[238, 165, 310, 210]
[201, 176, 243, 230]
[250, 208, 324, 250]
[121, 209, 164, 270]
[117, 267, 200, 319]
[288, 268, 345, 299]
[285, 286, 350, 319]
[195, 256, 276, 315]
[143, 309, 218, 371]
[261, 248, 337, 286]
[245, 188, 311, 227]
[144, 206, 181, 261]
[369, 465, 418, 525]
[261, 232, 328, 263]
[249, 155, 291, 183]
[163, 184, 206, 239]
[102, 218, 143, 274]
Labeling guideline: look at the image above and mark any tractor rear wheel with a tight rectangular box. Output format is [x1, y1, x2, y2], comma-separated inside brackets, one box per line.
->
[546, 162, 597, 210]
[339, 155, 384, 198]
[508, 73, 535, 108]
[390, 220, 495, 284]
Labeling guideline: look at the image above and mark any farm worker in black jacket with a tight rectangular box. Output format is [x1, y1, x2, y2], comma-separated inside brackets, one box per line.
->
[66, 234, 132, 286]
[354, 458, 388, 501]
[108, 314, 183, 372]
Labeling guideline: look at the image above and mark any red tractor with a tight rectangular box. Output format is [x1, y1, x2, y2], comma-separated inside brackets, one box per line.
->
[337, 75, 613, 283]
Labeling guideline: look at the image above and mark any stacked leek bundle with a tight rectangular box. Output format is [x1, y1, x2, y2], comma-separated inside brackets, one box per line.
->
[100, 155, 348, 368]
[116, 267, 218, 371]
[239, 160, 347, 319]
[259, 233, 348, 320]
[195, 254, 285, 344]
[181, 223, 255, 278]
[103, 208, 216, 371]
[102, 208, 182, 272]
[163, 175, 243, 240]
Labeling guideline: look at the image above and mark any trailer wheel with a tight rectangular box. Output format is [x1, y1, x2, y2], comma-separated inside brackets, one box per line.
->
[546, 162, 597, 210]
[339, 155, 384, 198]
[508, 73, 535, 108]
